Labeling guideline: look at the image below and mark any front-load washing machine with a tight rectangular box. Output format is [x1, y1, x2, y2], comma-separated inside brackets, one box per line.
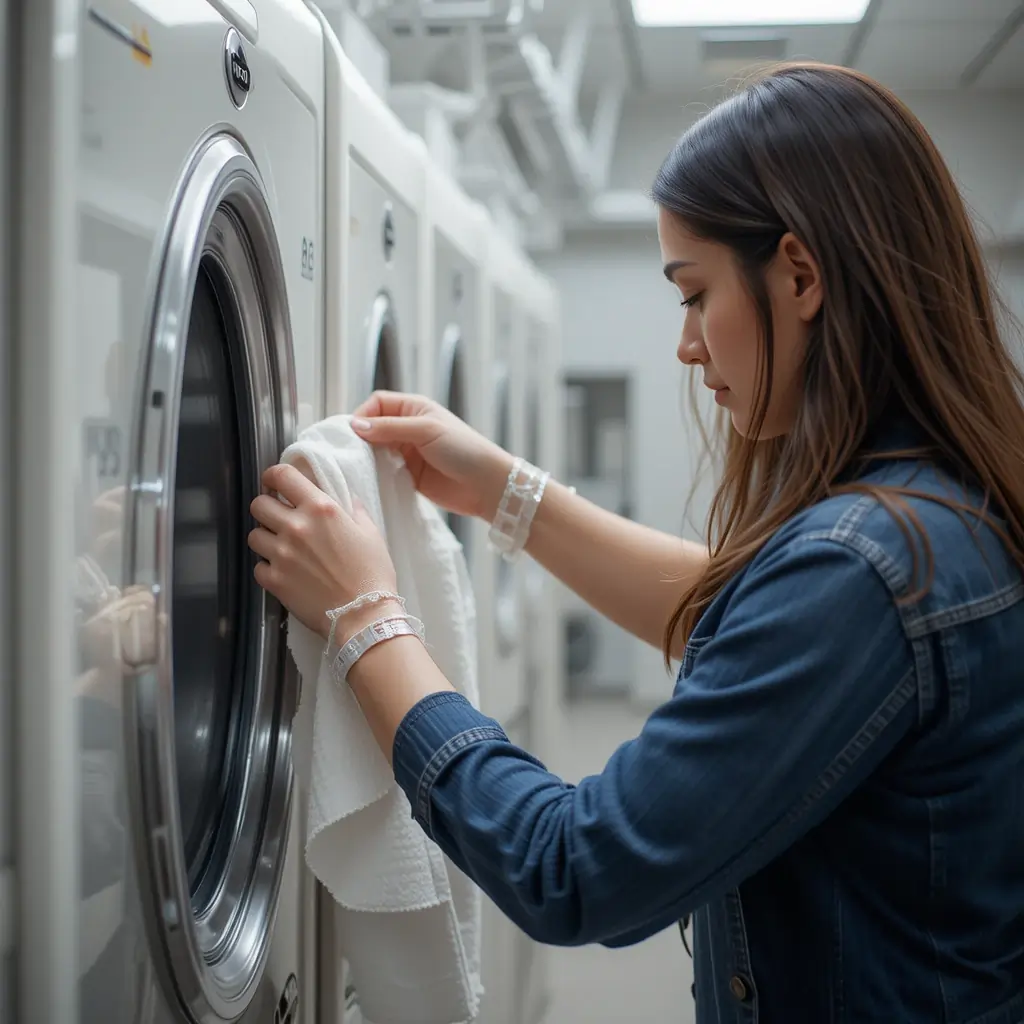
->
[15, 1, 324, 1019]
[314, 8, 427, 413]
[479, 233, 530, 730]
[309, 12, 428, 1022]
[519, 267, 563, 764]
[513, 269, 562, 1024]
[422, 160, 490, 605]
[473, 233, 532, 1024]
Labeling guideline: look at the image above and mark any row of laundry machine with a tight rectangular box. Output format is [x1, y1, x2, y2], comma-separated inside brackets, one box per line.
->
[2, 1, 562, 1023]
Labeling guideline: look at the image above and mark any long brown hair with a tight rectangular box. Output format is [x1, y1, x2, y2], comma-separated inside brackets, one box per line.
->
[652, 63, 1024, 658]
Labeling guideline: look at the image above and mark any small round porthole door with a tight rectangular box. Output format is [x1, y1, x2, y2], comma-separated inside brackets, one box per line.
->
[366, 292, 403, 397]
[127, 133, 297, 1022]
[438, 323, 470, 551]
[492, 363, 520, 658]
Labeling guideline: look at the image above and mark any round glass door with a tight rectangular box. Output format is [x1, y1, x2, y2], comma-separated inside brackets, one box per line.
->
[128, 134, 297, 1022]
[493, 364, 519, 657]
[173, 263, 250, 902]
[438, 324, 470, 551]
[366, 292, 402, 396]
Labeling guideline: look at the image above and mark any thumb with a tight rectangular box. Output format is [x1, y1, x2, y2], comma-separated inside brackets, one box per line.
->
[351, 415, 441, 448]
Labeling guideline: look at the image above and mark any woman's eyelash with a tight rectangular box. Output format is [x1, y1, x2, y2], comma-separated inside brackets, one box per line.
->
[680, 292, 704, 309]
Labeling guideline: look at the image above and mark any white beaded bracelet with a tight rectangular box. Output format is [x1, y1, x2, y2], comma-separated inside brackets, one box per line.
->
[329, 613, 425, 685]
[325, 590, 406, 651]
[487, 458, 551, 563]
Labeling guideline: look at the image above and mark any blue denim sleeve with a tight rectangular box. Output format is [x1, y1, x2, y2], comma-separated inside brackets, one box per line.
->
[392, 537, 917, 947]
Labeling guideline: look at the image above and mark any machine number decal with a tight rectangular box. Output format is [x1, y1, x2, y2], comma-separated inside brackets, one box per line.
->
[83, 418, 123, 489]
[301, 237, 315, 281]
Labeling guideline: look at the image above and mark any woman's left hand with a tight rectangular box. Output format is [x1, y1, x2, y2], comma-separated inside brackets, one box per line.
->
[248, 462, 398, 640]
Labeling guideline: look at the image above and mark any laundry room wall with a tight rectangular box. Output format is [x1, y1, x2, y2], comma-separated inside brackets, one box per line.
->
[536, 230, 716, 704]
[538, 89, 1024, 705]
[608, 89, 1024, 238]
[991, 247, 1024, 369]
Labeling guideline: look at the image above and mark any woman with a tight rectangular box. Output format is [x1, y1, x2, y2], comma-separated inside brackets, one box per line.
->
[248, 63, 1024, 1021]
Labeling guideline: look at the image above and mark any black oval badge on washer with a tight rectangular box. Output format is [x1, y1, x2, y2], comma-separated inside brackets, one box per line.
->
[224, 28, 251, 109]
[382, 205, 397, 261]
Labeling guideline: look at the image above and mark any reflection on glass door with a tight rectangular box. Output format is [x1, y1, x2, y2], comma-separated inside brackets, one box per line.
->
[172, 262, 250, 902]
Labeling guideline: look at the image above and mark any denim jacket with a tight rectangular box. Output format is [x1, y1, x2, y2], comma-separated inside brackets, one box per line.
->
[393, 446, 1024, 1023]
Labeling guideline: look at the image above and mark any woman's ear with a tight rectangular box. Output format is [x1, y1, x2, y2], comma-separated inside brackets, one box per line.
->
[777, 232, 823, 322]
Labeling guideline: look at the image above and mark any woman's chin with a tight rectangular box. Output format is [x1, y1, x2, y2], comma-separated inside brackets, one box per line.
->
[725, 407, 792, 441]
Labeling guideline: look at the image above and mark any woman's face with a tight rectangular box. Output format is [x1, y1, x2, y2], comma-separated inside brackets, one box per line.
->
[657, 209, 822, 439]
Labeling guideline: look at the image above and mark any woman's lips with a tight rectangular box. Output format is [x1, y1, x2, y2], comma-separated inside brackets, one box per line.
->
[713, 387, 730, 406]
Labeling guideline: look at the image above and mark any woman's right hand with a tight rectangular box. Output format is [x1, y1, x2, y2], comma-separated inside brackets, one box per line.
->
[351, 391, 514, 521]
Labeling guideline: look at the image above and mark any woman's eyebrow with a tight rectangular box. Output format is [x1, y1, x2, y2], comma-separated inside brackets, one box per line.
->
[663, 260, 695, 282]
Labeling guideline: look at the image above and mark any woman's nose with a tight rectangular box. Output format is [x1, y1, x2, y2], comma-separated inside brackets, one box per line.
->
[677, 331, 706, 367]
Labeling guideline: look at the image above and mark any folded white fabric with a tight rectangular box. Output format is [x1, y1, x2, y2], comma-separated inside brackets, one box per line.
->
[281, 415, 482, 1024]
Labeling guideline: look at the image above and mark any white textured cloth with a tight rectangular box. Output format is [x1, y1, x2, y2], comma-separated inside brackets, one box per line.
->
[281, 415, 482, 1024]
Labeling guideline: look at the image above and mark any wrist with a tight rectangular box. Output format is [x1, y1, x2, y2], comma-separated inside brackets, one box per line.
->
[479, 450, 516, 521]
[327, 598, 406, 647]
[486, 457, 551, 562]
[346, 631, 427, 692]
[346, 632, 455, 762]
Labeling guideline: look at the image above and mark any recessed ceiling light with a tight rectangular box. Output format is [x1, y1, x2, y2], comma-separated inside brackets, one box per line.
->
[632, 0, 870, 27]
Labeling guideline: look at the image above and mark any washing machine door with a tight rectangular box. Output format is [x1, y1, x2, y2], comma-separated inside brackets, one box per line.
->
[438, 323, 470, 549]
[492, 363, 520, 657]
[365, 292, 403, 396]
[127, 133, 297, 1023]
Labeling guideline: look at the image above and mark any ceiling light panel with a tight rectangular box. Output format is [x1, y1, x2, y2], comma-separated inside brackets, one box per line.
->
[632, 0, 870, 27]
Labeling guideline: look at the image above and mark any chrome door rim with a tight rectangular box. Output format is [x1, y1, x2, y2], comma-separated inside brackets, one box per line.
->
[438, 323, 469, 547]
[125, 131, 297, 1022]
[365, 291, 402, 397]
[438, 322, 464, 415]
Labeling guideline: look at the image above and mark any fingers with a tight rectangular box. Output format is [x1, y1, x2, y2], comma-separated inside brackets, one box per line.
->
[262, 462, 324, 507]
[250, 493, 292, 533]
[351, 414, 442, 448]
[247, 525, 279, 561]
[351, 390, 433, 419]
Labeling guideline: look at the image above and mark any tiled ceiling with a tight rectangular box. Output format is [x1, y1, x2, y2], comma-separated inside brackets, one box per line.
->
[527, 0, 1024, 98]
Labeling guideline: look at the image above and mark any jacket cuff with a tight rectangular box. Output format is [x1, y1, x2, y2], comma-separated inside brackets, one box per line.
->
[393, 692, 508, 837]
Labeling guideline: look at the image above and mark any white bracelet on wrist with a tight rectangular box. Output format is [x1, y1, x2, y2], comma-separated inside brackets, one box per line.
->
[325, 590, 407, 651]
[329, 613, 425, 685]
[487, 458, 551, 562]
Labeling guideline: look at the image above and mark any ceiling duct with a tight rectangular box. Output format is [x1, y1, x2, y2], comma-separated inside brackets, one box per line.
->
[464, 3, 626, 199]
[369, 0, 624, 240]
[700, 30, 788, 76]
[379, 0, 544, 34]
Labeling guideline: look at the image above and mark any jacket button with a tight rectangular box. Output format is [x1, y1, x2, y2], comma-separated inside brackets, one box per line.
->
[729, 975, 751, 1002]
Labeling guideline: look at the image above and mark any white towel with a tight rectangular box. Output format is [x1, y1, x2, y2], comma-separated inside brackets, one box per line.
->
[281, 415, 483, 1024]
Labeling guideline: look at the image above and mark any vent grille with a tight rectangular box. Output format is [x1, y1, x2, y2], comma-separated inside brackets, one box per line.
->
[701, 32, 788, 65]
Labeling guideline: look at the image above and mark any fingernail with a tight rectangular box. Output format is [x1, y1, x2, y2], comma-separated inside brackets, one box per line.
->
[352, 417, 372, 432]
